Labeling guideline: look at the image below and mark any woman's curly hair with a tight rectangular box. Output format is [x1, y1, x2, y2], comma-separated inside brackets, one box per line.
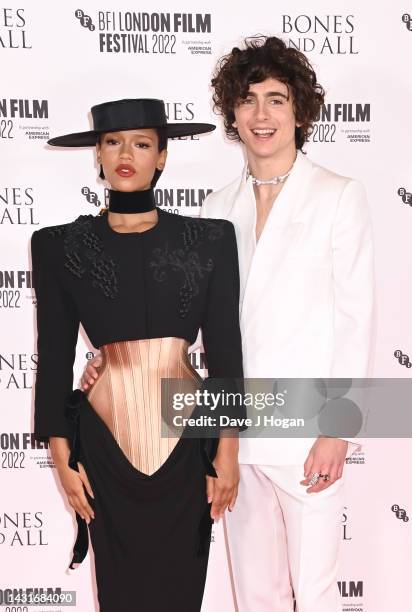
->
[211, 35, 325, 150]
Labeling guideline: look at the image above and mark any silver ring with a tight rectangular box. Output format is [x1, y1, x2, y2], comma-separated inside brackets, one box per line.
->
[308, 472, 320, 486]
[319, 473, 331, 482]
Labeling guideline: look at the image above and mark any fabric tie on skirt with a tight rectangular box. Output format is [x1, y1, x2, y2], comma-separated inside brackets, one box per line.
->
[64, 388, 217, 570]
[65, 389, 90, 569]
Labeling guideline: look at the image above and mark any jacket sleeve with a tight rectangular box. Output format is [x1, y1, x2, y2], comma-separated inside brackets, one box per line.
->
[331, 179, 375, 378]
[31, 229, 80, 442]
[330, 180, 375, 451]
[201, 220, 246, 431]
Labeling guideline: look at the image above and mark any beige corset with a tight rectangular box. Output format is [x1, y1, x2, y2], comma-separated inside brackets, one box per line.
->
[86, 337, 202, 476]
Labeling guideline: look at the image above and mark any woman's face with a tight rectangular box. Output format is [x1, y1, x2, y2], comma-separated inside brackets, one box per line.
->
[96, 128, 167, 191]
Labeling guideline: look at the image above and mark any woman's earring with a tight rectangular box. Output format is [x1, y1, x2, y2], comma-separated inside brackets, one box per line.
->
[99, 164, 105, 180]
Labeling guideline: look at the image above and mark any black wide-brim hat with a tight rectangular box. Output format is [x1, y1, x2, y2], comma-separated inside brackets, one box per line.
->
[47, 98, 215, 147]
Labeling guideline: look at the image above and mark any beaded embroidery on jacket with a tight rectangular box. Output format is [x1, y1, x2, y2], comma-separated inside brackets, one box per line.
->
[150, 218, 225, 318]
[47, 215, 119, 299]
[46, 215, 226, 311]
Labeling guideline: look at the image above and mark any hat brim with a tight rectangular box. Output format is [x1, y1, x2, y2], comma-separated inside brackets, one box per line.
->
[47, 123, 216, 147]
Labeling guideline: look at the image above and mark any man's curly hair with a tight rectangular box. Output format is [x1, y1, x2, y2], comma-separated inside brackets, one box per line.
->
[211, 35, 325, 150]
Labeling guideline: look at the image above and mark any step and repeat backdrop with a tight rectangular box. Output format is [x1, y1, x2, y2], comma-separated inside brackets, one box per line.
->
[1, 1, 412, 611]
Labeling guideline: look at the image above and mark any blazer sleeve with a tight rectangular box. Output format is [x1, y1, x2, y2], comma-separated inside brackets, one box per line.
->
[201, 221, 246, 431]
[31, 229, 80, 442]
[330, 180, 375, 451]
[331, 179, 375, 378]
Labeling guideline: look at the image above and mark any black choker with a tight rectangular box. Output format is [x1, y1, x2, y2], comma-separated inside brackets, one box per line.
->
[108, 188, 156, 214]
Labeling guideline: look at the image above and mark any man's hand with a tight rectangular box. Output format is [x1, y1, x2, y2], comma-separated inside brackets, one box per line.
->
[206, 437, 240, 521]
[300, 437, 348, 493]
[81, 352, 102, 391]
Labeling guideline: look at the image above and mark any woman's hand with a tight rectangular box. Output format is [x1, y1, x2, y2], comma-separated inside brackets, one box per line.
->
[57, 462, 95, 524]
[206, 436, 240, 521]
[49, 439, 95, 524]
[81, 352, 102, 391]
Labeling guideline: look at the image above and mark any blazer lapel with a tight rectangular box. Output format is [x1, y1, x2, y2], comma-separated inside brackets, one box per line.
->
[240, 152, 314, 331]
[225, 166, 257, 309]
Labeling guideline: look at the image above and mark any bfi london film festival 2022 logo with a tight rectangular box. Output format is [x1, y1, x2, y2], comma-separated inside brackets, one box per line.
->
[74, 8, 212, 56]
[0, 98, 50, 143]
[338, 580, 364, 608]
[0, 351, 42, 469]
[0, 429, 51, 471]
[81, 183, 213, 216]
[0, 269, 46, 471]
[402, 13, 412, 31]
[81, 185, 212, 215]
[281, 14, 371, 145]
[340, 507, 364, 610]
[0, 10, 48, 142]
[0, 267, 34, 309]
[397, 187, 412, 207]
[310, 102, 371, 145]
[0, 302, 54, 470]
[391, 504, 409, 522]
[393, 349, 411, 369]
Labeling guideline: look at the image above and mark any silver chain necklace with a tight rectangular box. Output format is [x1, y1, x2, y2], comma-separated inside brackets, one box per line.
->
[247, 154, 297, 186]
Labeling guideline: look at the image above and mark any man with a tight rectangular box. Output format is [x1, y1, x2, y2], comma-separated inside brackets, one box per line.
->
[82, 36, 374, 611]
[199, 35, 374, 612]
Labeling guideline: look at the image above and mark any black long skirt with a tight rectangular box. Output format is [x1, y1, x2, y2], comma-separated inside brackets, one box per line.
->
[65, 390, 216, 612]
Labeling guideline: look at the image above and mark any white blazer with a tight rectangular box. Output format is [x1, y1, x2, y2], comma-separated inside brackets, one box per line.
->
[196, 151, 375, 465]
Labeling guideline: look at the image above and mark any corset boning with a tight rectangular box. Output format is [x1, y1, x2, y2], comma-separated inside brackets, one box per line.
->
[86, 337, 202, 476]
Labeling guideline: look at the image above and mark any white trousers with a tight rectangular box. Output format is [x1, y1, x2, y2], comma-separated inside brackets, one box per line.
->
[225, 463, 345, 612]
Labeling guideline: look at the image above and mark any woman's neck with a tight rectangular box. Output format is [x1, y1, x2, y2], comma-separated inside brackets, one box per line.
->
[108, 187, 156, 214]
[107, 187, 158, 232]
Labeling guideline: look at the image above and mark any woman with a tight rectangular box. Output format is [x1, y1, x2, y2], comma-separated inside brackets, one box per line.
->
[31, 98, 245, 611]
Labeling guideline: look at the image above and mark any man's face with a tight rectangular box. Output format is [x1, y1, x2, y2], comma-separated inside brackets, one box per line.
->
[232, 77, 299, 161]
